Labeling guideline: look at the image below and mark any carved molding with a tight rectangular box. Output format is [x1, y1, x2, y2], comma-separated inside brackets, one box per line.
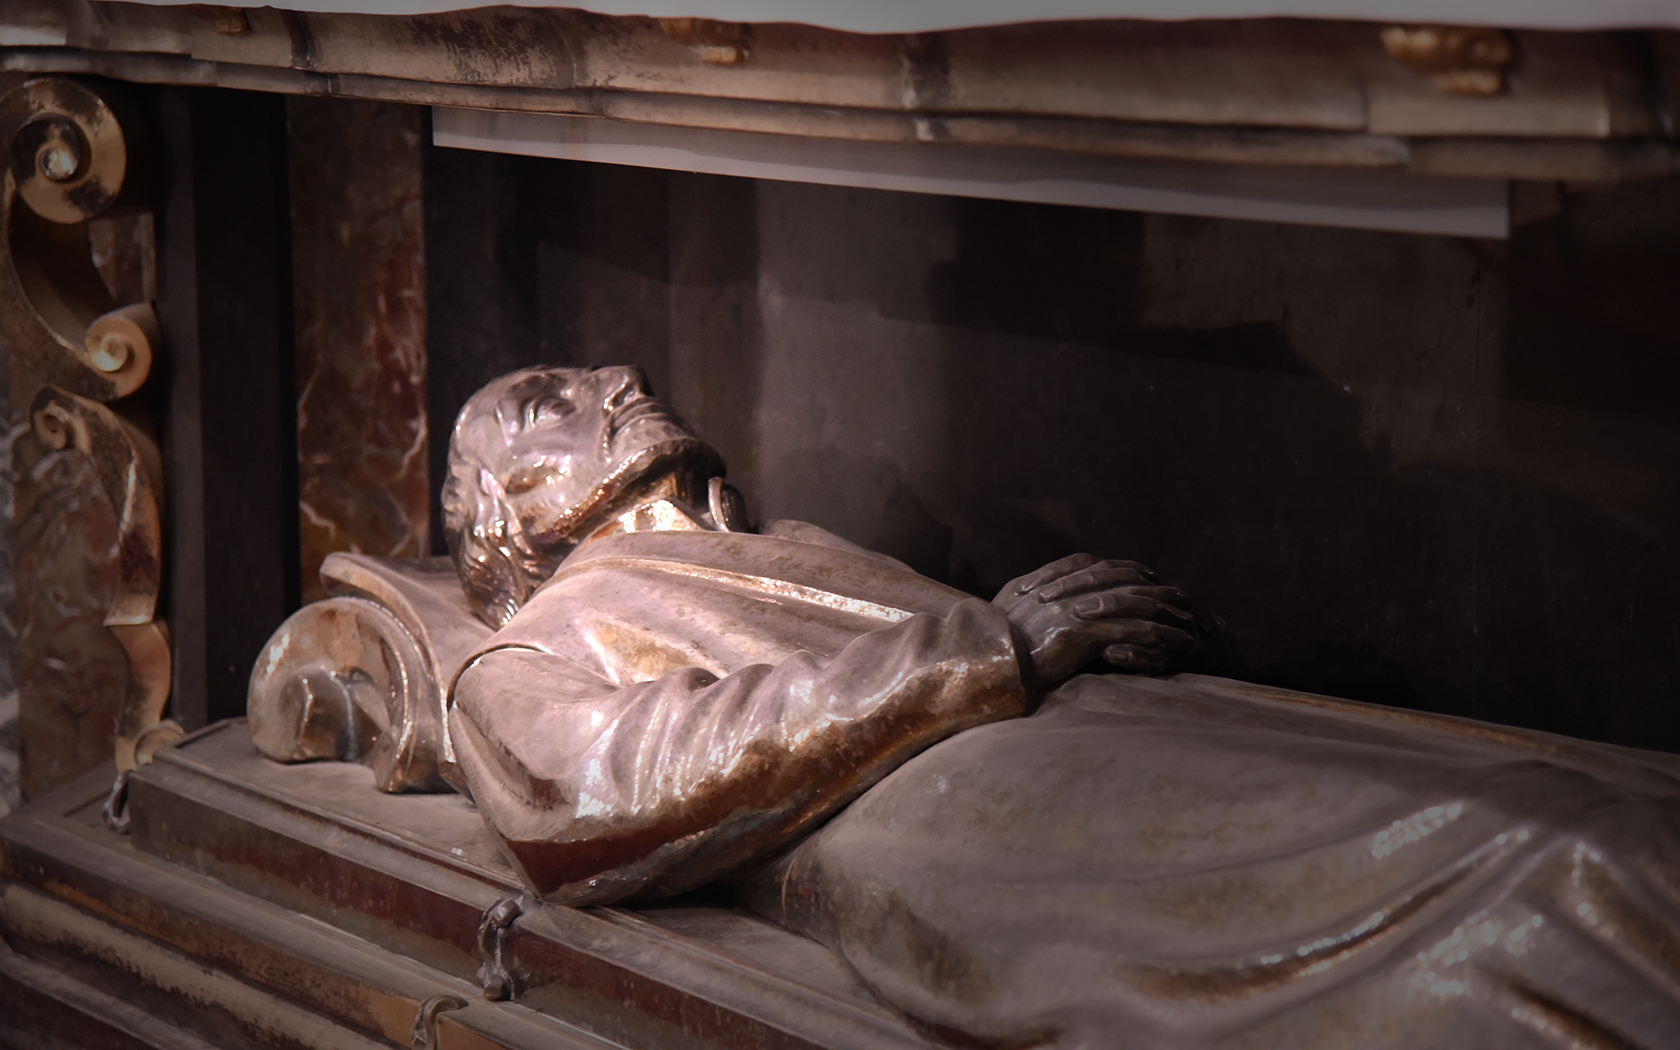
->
[27, 384, 175, 775]
[110, 621, 179, 773]
[29, 385, 163, 627]
[2, 75, 175, 795]
[1, 7, 1674, 182]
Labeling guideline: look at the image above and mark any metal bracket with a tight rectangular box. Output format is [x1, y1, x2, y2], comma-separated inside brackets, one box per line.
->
[475, 897, 522, 1001]
[101, 769, 131, 834]
[409, 994, 467, 1050]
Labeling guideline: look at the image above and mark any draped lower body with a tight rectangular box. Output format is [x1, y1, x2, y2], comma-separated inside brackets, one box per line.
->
[744, 672, 1680, 1050]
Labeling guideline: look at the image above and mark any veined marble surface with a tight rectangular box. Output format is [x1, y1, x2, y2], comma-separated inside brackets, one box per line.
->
[289, 97, 431, 600]
[0, 351, 16, 817]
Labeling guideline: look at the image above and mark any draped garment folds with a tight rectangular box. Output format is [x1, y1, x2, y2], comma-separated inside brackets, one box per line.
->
[743, 674, 1680, 1049]
[276, 519, 1680, 1048]
[447, 520, 1029, 903]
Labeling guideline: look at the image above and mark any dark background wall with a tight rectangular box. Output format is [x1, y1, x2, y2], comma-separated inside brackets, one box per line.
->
[425, 142, 1680, 754]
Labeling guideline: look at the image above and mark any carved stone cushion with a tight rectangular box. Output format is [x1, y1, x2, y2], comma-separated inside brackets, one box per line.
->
[247, 554, 491, 792]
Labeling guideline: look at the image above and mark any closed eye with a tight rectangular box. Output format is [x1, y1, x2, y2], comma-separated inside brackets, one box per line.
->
[526, 396, 574, 427]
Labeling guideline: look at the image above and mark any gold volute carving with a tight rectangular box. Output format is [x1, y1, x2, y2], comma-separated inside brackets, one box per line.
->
[1, 76, 177, 787]
[185, 4, 251, 36]
[0, 78, 159, 402]
[657, 18, 747, 66]
[1381, 25, 1515, 96]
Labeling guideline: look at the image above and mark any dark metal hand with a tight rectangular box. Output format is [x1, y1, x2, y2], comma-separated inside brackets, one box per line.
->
[994, 554, 1201, 688]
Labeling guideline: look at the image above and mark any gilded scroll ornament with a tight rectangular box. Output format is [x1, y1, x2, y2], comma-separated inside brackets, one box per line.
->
[0, 78, 158, 401]
[184, 4, 251, 36]
[2, 77, 175, 798]
[657, 18, 748, 66]
[1381, 25, 1515, 96]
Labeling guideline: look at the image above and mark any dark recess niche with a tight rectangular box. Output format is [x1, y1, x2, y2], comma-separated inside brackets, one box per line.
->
[423, 142, 1680, 754]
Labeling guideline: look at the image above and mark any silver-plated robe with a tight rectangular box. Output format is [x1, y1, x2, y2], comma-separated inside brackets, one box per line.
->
[251, 520, 1680, 1048]
[448, 520, 1028, 903]
[746, 672, 1680, 1049]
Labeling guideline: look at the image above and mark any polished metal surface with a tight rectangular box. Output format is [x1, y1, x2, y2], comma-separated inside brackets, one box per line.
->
[475, 898, 522, 1001]
[255, 365, 1196, 904]
[104, 722, 929, 1049]
[246, 365, 1680, 1047]
[0, 758, 621, 1050]
[440, 365, 723, 629]
[747, 673, 1680, 1048]
[409, 995, 467, 1050]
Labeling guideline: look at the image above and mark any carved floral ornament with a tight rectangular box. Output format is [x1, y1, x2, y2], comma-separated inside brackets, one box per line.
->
[0, 77, 178, 792]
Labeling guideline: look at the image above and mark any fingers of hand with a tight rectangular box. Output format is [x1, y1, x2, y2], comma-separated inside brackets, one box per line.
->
[1070, 586, 1193, 625]
[1099, 622, 1197, 671]
[1036, 563, 1158, 601]
[1085, 620, 1194, 647]
[1004, 553, 1102, 597]
[1104, 642, 1167, 672]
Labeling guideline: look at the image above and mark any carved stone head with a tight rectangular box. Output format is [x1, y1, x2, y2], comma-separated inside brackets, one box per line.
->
[442, 366, 722, 627]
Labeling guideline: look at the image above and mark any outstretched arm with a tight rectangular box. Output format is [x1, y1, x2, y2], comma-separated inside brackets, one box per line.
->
[449, 598, 1026, 904]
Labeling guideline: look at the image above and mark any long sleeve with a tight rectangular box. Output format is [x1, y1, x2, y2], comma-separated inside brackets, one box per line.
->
[449, 597, 1027, 904]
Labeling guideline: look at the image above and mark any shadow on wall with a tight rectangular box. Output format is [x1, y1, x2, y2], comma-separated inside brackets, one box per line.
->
[918, 190, 1678, 749]
[424, 148, 1680, 754]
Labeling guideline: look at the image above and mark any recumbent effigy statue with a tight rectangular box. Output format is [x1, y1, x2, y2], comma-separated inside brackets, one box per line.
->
[250, 365, 1680, 1049]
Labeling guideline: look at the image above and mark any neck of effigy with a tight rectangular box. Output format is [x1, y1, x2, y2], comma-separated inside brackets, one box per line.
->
[601, 495, 713, 539]
[577, 471, 715, 546]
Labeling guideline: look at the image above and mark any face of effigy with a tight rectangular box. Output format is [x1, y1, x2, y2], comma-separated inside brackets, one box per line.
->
[444, 365, 722, 626]
[478, 365, 695, 524]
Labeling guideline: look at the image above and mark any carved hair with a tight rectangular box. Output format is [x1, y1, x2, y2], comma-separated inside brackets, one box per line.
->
[441, 441, 555, 629]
